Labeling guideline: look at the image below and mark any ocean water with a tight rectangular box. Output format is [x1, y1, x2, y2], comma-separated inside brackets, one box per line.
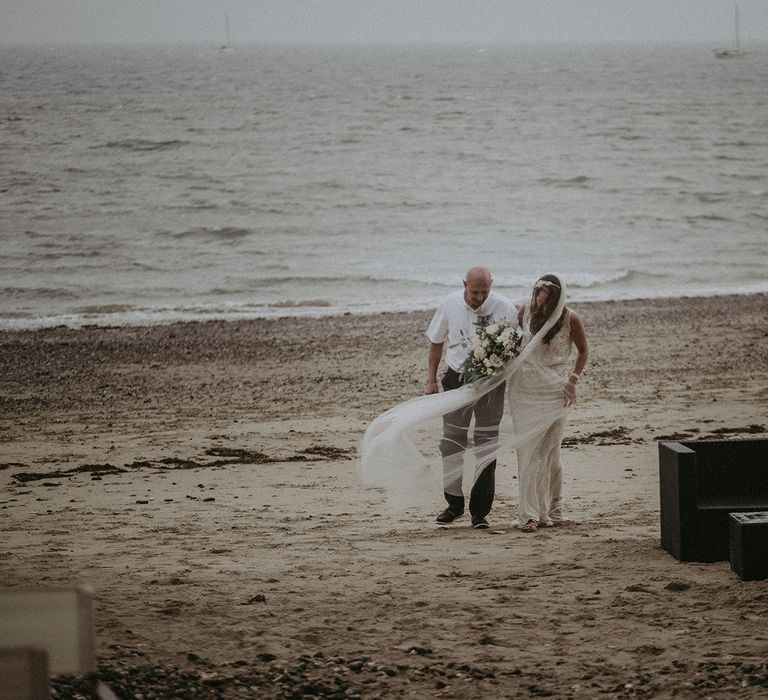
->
[1, 43, 767, 329]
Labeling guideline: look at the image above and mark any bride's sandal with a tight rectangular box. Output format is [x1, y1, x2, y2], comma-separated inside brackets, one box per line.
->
[520, 520, 538, 533]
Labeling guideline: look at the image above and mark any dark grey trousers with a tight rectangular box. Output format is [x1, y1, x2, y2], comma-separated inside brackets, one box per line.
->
[439, 367, 505, 518]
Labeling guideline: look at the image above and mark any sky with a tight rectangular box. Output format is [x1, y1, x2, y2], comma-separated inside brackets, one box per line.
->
[1, 0, 767, 46]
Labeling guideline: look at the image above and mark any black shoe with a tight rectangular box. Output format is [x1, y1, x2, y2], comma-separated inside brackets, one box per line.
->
[436, 508, 463, 524]
[471, 515, 490, 529]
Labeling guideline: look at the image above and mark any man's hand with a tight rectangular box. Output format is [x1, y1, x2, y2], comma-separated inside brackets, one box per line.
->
[426, 342, 444, 396]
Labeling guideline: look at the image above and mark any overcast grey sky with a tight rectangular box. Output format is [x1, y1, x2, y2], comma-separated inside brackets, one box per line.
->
[1, 1, 766, 46]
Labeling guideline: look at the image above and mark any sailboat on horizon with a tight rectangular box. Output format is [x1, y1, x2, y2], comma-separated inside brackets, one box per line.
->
[714, 3, 747, 58]
[218, 7, 232, 51]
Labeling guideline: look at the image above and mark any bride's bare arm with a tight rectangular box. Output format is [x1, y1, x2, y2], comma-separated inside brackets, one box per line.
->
[564, 312, 589, 406]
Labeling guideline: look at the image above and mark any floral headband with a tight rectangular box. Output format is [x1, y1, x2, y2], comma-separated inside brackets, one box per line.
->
[534, 279, 560, 290]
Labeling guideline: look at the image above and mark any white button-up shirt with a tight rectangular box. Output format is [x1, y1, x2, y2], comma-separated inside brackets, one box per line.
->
[426, 290, 514, 371]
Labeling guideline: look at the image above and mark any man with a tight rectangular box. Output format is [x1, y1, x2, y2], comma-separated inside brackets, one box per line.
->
[425, 266, 513, 529]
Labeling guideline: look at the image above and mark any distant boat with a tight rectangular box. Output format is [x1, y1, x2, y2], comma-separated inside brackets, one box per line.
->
[714, 3, 747, 58]
[219, 8, 232, 51]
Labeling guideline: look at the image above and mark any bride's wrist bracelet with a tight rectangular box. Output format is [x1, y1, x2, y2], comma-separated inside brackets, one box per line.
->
[567, 372, 580, 386]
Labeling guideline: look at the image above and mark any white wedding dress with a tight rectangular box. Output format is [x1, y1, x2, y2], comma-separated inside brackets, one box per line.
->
[510, 305, 574, 527]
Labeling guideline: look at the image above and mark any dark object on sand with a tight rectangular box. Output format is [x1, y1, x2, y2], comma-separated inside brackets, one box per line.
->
[729, 511, 768, 581]
[658, 438, 768, 562]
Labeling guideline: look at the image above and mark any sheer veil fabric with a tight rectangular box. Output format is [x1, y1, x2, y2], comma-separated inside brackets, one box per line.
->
[359, 274, 571, 511]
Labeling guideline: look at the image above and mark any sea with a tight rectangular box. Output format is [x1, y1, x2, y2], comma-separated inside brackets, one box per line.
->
[1, 43, 767, 330]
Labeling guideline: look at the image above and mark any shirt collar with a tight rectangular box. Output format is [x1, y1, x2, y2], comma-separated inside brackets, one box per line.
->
[465, 294, 491, 315]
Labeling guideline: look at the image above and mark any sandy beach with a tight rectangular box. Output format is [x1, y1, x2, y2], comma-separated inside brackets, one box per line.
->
[1, 293, 767, 698]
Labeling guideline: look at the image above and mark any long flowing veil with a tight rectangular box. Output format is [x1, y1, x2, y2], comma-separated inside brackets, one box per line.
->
[359, 274, 570, 510]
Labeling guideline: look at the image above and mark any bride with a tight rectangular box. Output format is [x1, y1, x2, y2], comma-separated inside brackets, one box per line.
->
[511, 274, 588, 532]
[359, 273, 588, 528]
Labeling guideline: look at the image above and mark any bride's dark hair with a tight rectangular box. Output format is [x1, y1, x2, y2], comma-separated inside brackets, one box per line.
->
[530, 274, 566, 344]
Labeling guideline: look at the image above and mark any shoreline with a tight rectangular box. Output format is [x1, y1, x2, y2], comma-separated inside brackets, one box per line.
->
[3, 289, 767, 333]
[2, 291, 766, 421]
[2, 291, 767, 697]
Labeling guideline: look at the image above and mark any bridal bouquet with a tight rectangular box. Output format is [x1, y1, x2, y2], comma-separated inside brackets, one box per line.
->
[460, 317, 521, 384]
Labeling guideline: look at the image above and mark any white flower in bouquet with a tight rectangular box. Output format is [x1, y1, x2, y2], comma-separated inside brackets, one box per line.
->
[460, 316, 522, 384]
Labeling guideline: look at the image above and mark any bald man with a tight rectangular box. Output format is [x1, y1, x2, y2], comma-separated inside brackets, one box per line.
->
[426, 266, 513, 529]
